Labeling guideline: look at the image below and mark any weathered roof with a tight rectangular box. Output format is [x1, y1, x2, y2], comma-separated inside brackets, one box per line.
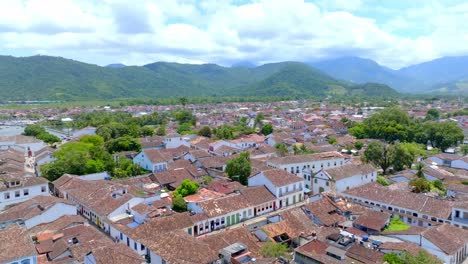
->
[0, 225, 37, 263]
[256, 169, 303, 187]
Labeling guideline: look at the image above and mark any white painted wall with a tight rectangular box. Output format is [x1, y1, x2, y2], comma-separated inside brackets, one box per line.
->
[0, 183, 49, 210]
[25, 202, 76, 228]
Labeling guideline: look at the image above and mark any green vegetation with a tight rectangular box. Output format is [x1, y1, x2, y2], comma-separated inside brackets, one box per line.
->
[226, 152, 251, 185]
[383, 250, 441, 264]
[461, 145, 468, 155]
[172, 196, 187, 212]
[377, 175, 390, 186]
[0, 56, 398, 101]
[198, 126, 212, 138]
[260, 123, 273, 135]
[40, 135, 142, 181]
[384, 216, 410, 232]
[275, 143, 289, 157]
[259, 242, 289, 258]
[23, 124, 61, 144]
[105, 136, 142, 153]
[293, 144, 315, 155]
[425, 108, 440, 121]
[202, 175, 213, 185]
[327, 136, 337, 145]
[173, 179, 199, 198]
[349, 107, 464, 151]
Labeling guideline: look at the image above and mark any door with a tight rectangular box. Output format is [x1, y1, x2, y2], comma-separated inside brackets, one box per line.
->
[227, 215, 231, 226]
[254, 208, 257, 217]
[194, 225, 198, 236]
[236, 214, 240, 224]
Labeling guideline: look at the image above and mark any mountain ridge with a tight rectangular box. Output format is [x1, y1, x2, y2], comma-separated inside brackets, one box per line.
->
[0, 55, 399, 101]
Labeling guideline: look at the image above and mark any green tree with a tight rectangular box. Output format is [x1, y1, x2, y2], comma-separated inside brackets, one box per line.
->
[172, 196, 187, 212]
[261, 123, 273, 135]
[354, 141, 363, 150]
[173, 179, 199, 198]
[254, 113, 265, 128]
[140, 126, 155, 136]
[428, 122, 464, 151]
[348, 122, 368, 139]
[179, 97, 188, 108]
[259, 242, 289, 258]
[328, 136, 337, 145]
[425, 108, 440, 121]
[174, 109, 196, 125]
[80, 135, 104, 146]
[415, 162, 425, 178]
[462, 145, 468, 155]
[215, 125, 235, 140]
[198, 126, 212, 138]
[177, 122, 193, 135]
[363, 141, 394, 174]
[105, 136, 142, 153]
[23, 124, 45, 136]
[383, 253, 404, 264]
[37, 132, 61, 144]
[226, 152, 251, 185]
[41, 161, 66, 181]
[156, 125, 166, 136]
[409, 177, 431, 193]
[275, 143, 288, 157]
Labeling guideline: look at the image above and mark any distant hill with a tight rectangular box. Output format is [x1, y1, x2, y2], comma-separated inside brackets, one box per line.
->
[0, 55, 399, 101]
[426, 80, 468, 94]
[310, 55, 468, 93]
[106, 63, 126, 68]
[311, 57, 422, 92]
[398, 56, 468, 87]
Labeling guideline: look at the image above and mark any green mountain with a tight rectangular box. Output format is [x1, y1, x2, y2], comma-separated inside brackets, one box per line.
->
[426, 80, 468, 94]
[0, 55, 398, 101]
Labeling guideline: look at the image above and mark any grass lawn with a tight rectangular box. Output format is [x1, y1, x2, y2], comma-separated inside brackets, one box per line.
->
[384, 216, 410, 232]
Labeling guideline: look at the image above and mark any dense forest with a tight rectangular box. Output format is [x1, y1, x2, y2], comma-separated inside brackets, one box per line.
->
[0, 55, 398, 101]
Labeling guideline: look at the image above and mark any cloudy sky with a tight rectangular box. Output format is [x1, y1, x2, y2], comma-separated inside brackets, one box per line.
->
[0, 0, 467, 69]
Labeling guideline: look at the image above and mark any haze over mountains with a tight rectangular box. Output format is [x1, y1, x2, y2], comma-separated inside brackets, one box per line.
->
[0, 54, 467, 101]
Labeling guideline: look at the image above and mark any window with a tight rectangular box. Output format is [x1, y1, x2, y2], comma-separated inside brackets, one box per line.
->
[4, 192, 10, 199]
[314, 179, 317, 184]
[134, 242, 137, 250]
[41, 186, 47, 192]
[455, 210, 460, 218]
[15, 191, 20, 198]
[23, 189, 29, 196]
[120, 233, 123, 240]
[326, 181, 329, 186]
[141, 244, 145, 251]
[21, 260, 31, 264]
[221, 217, 225, 224]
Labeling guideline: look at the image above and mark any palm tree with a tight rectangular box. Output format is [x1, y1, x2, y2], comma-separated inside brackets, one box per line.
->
[415, 162, 425, 178]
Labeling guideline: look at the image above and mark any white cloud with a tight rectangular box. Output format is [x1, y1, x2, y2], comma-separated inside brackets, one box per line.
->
[0, 0, 467, 68]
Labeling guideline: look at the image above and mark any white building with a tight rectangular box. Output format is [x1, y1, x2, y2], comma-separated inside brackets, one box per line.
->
[0, 195, 76, 229]
[429, 154, 468, 170]
[266, 151, 346, 188]
[308, 163, 377, 194]
[0, 174, 49, 210]
[163, 133, 190, 149]
[248, 169, 304, 209]
[385, 224, 468, 264]
[341, 182, 455, 228]
[452, 203, 468, 229]
[133, 149, 170, 173]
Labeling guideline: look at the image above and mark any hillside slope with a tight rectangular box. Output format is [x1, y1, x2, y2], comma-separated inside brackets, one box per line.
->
[0, 55, 398, 101]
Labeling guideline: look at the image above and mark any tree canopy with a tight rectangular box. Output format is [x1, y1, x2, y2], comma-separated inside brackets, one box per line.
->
[226, 152, 251, 185]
